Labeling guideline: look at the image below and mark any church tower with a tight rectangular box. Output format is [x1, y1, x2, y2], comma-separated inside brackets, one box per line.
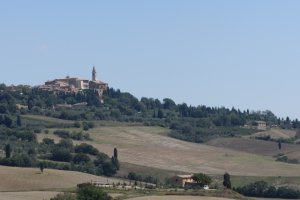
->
[92, 66, 97, 81]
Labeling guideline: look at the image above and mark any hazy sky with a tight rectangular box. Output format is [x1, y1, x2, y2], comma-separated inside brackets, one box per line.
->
[1, 1, 300, 119]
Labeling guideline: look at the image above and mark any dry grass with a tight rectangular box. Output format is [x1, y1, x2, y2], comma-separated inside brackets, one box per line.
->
[0, 191, 59, 200]
[38, 126, 300, 177]
[0, 166, 126, 192]
[206, 137, 300, 160]
[127, 196, 237, 200]
[37, 125, 300, 176]
[249, 128, 297, 140]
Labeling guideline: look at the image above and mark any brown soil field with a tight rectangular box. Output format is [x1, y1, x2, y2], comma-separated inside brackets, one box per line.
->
[206, 137, 300, 160]
[0, 191, 59, 200]
[0, 166, 126, 192]
[37, 125, 300, 177]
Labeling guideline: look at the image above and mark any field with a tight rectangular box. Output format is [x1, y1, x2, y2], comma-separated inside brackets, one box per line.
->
[248, 128, 297, 140]
[206, 137, 300, 160]
[0, 191, 59, 200]
[0, 166, 126, 192]
[37, 124, 300, 177]
[127, 196, 237, 200]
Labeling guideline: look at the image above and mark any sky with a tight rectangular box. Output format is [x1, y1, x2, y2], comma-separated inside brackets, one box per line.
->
[1, 0, 300, 119]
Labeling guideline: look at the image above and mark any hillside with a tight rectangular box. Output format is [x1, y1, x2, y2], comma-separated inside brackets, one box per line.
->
[206, 137, 300, 160]
[38, 124, 300, 177]
[0, 166, 126, 192]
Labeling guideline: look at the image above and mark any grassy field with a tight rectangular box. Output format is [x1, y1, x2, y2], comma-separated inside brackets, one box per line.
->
[0, 166, 126, 192]
[248, 128, 297, 140]
[206, 137, 300, 160]
[0, 191, 60, 200]
[127, 196, 237, 200]
[37, 124, 300, 177]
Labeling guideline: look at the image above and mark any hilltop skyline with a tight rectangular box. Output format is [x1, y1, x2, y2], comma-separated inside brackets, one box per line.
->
[1, 1, 300, 119]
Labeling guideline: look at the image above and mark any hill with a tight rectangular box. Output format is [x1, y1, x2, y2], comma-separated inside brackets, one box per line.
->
[38, 124, 300, 177]
[206, 137, 300, 160]
[0, 166, 126, 192]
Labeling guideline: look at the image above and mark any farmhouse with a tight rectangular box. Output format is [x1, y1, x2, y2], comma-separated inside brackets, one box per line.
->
[169, 174, 195, 187]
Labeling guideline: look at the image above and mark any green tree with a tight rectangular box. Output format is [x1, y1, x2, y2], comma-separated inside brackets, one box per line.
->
[5, 144, 11, 158]
[77, 183, 112, 200]
[192, 173, 212, 187]
[50, 193, 76, 200]
[17, 115, 22, 126]
[157, 109, 164, 119]
[278, 141, 282, 150]
[112, 147, 120, 170]
[223, 172, 231, 189]
[4, 115, 12, 128]
[113, 147, 118, 159]
[39, 162, 44, 173]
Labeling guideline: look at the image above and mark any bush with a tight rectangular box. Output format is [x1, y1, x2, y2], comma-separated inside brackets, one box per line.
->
[42, 138, 54, 145]
[74, 121, 81, 128]
[0, 153, 36, 167]
[51, 148, 72, 162]
[234, 181, 300, 199]
[75, 143, 99, 155]
[54, 130, 70, 138]
[73, 153, 91, 164]
[50, 193, 76, 200]
[77, 183, 112, 200]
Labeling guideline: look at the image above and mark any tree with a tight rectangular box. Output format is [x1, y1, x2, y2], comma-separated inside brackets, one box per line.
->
[113, 147, 118, 159]
[50, 193, 76, 200]
[73, 153, 91, 164]
[157, 109, 164, 119]
[39, 162, 44, 173]
[223, 172, 231, 189]
[17, 115, 22, 126]
[5, 144, 11, 158]
[278, 141, 282, 150]
[192, 173, 212, 187]
[112, 148, 120, 170]
[4, 115, 12, 128]
[77, 183, 112, 200]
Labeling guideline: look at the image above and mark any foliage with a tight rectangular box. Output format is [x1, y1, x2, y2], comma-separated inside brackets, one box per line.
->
[77, 183, 112, 200]
[75, 143, 99, 155]
[276, 154, 299, 164]
[51, 148, 72, 162]
[5, 143, 11, 158]
[234, 181, 300, 199]
[54, 130, 89, 141]
[127, 172, 159, 184]
[73, 153, 91, 164]
[223, 172, 231, 189]
[192, 173, 212, 187]
[50, 193, 76, 200]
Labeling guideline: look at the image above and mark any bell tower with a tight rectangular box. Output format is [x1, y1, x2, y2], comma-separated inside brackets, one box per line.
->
[92, 66, 96, 81]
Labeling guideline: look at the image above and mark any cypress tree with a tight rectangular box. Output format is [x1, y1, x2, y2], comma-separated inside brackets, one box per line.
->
[223, 172, 231, 189]
[5, 144, 11, 158]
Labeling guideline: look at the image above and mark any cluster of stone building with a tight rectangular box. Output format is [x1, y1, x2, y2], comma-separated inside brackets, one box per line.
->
[37, 66, 108, 96]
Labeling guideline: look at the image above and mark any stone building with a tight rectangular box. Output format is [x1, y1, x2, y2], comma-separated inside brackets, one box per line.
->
[169, 174, 195, 187]
[37, 66, 108, 97]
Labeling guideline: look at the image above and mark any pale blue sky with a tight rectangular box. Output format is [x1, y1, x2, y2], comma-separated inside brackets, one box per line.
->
[1, 1, 300, 119]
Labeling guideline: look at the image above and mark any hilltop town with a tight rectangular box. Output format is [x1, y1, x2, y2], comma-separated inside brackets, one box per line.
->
[37, 66, 108, 97]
